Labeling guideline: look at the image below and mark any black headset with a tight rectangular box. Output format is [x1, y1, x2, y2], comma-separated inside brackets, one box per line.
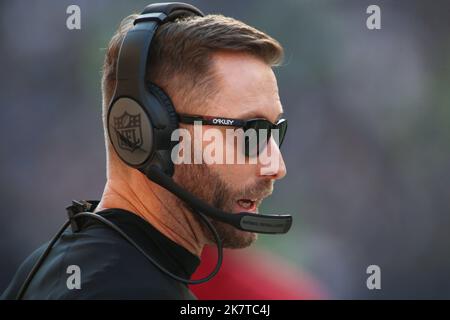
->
[15, 2, 292, 299]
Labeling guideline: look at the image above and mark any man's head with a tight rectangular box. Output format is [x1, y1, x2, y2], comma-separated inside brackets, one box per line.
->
[102, 13, 286, 248]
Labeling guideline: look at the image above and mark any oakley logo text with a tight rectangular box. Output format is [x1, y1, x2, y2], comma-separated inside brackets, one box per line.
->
[212, 118, 234, 125]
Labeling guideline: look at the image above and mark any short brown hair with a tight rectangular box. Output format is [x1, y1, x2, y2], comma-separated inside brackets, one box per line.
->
[101, 13, 284, 160]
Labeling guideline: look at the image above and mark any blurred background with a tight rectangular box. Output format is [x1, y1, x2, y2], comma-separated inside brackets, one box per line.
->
[1, 0, 449, 299]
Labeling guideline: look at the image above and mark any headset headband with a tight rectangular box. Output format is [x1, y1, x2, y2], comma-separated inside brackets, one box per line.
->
[114, 3, 204, 100]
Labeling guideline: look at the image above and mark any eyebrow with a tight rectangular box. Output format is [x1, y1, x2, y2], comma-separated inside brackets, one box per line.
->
[238, 110, 284, 123]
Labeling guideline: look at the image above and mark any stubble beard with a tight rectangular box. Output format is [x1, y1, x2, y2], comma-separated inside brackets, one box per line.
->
[173, 164, 262, 249]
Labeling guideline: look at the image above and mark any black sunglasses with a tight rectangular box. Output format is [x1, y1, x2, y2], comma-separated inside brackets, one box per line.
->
[177, 113, 288, 157]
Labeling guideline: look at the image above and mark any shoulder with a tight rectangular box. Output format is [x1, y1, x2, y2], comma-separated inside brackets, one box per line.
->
[47, 227, 189, 299]
[60, 230, 185, 299]
[2, 225, 194, 300]
[1, 243, 47, 300]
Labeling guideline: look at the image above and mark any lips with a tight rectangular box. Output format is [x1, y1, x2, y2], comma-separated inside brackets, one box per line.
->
[234, 197, 265, 213]
[237, 199, 257, 211]
[231, 183, 273, 213]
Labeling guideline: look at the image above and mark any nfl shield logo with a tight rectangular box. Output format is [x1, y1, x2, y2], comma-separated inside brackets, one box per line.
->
[113, 111, 143, 152]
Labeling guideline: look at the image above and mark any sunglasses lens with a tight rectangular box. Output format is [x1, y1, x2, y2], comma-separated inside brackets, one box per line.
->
[276, 119, 288, 147]
[243, 120, 272, 157]
[243, 119, 288, 157]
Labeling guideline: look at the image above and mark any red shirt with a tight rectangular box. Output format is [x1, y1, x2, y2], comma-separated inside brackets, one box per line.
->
[190, 246, 327, 300]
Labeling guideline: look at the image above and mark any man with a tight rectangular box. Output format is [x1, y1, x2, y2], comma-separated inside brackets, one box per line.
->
[2, 4, 287, 299]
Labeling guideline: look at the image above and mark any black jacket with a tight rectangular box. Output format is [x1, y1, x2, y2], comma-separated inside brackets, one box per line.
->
[1, 208, 200, 299]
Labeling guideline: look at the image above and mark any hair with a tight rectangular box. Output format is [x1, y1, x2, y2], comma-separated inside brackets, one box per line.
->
[101, 13, 284, 164]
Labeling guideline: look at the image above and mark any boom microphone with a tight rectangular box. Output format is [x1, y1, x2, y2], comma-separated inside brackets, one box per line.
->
[146, 165, 293, 234]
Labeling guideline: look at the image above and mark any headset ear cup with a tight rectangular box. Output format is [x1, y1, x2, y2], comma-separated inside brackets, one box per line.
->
[107, 97, 154, 167]
[147, 82, 179, 176]
[148, 83, 179, 138]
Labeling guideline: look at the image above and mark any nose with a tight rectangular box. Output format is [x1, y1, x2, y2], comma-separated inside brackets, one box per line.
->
[257, 138, 287, 180]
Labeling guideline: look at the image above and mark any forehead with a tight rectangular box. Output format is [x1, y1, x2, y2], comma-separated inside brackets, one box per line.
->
[208, 51, 283, 122]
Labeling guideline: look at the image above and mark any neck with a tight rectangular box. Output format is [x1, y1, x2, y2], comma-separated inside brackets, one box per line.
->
[95, 167, 208, 257]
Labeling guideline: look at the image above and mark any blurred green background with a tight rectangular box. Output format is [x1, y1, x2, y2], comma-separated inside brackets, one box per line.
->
[1, 0, 450, 298]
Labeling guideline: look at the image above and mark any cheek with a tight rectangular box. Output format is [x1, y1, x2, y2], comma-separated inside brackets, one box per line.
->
[200, 127, 259, 182]
[211, 163, 258, 186]
[221, 135, 260, 182]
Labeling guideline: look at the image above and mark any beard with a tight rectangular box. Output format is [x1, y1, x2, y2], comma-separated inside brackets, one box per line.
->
[173, 164, 273, 249]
